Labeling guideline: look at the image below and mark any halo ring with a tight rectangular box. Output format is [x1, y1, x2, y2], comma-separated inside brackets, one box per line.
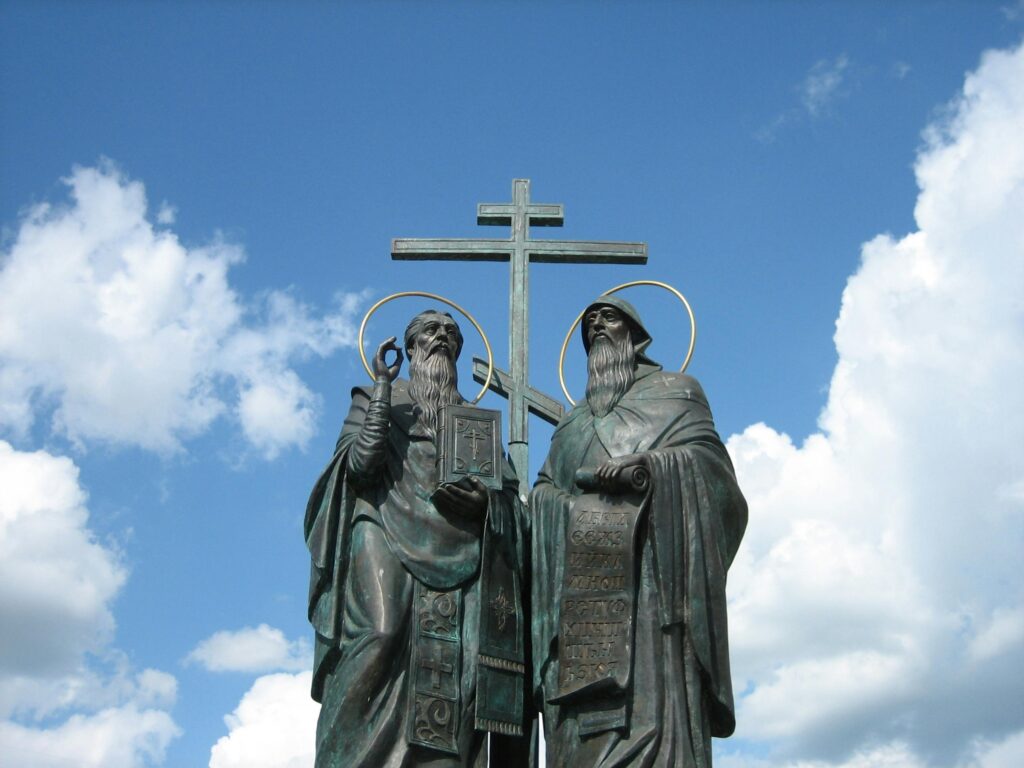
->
[358, 291, 494, 405]
[558, 280, 696, 406]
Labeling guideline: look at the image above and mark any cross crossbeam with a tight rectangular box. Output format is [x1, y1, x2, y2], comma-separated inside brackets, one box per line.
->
[392, 179, 647, 491]
[471, 358, 563, 427]
[391, 238, 647, 263]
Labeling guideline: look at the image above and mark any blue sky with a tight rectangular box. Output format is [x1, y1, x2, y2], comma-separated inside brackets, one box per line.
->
[1, 2, 1023, 767]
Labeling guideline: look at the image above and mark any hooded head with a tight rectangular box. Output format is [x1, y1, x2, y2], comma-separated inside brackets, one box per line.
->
[581, 296, 657, 417]
[580, 295, 656, 365]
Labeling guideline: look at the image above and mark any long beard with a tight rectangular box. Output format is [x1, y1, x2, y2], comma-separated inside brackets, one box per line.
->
[408, 347, 463, 438]
[586, 334, 636, 417]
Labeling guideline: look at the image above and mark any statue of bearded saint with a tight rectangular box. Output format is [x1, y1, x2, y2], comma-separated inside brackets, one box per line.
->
[304, 310, 527, 768]
[530, 296, 748, 768]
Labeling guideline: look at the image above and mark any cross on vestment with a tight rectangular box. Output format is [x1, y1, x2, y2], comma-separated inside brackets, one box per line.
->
[392, 179, 647, 493]
[421, 656, 454, 689]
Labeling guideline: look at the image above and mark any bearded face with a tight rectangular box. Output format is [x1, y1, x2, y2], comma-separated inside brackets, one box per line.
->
[405, 312, 464, 437]
[584, 306, 637, 418]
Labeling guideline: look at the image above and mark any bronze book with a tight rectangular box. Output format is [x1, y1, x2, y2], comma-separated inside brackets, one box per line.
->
[435, 404, 503, 491]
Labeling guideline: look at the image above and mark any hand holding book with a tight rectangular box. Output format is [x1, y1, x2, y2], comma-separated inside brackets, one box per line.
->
[432, 476, 488, 519]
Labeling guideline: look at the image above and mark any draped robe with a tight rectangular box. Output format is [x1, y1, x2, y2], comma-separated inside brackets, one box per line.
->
[531, 363, 747, 768]
[305, 379, 526, 768]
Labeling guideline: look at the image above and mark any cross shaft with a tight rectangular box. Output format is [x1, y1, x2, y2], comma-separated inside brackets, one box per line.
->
[392, 179, 647, 491]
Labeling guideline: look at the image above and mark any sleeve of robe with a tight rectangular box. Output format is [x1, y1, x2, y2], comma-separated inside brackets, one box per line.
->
[305, 383, 532, 718]
[528, 426, 576, 705]
[303, 385, 377, 703]
[642, 379, 748, 738]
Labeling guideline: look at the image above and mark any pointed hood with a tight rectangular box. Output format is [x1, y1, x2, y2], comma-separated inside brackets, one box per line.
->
[580, 295, 657, 365]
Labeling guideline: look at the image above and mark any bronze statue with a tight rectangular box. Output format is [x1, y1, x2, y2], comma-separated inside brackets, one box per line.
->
[531, 296, 747, 767]
[304, 309, 527, 767]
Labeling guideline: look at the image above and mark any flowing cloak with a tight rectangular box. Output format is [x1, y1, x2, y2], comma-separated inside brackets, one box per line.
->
[305, 379, 527, 766]
[530, 363, 747, 767]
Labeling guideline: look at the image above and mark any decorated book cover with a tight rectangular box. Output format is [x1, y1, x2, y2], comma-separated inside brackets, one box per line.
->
[436, 404, 503, 491]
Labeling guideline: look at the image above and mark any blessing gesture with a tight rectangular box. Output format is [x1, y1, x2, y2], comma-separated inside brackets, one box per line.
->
[373, 336, 403, 382]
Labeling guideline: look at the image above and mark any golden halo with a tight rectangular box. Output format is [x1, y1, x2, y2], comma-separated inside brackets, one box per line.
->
[558, 280, 697, 406]
[358, 291, 494, 405]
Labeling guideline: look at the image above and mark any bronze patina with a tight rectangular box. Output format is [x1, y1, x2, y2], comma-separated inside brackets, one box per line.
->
[392, 179, 648, 491]
[531, 295, 747, 767]
[304, 310, 528, 767]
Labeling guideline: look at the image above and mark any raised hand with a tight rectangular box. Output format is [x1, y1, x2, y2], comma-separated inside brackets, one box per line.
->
[374, 336, 403, 382]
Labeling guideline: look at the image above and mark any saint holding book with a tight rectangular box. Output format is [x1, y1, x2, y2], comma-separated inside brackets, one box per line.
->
[304, 308, 527, 767]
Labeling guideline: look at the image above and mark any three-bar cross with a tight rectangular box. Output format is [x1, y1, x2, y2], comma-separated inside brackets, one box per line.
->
[392, 179, 647, 492]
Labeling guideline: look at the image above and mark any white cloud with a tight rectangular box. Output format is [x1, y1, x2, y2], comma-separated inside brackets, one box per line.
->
[974, 729, 1024, 768]
[155, 202, 175, 225]
[727, 40, 1024, 765]
[801, 54, 849, 117]
[236, 373, 318, 459]
[0, 705, 180, 768]
[968, 607, 1024, 663]
[0, 162, 363, 457]
[756, 54, 850, 142]
[187, 625, 311, 674]
[0, 441, 124, 685]
[208, 672, 318, 768]
[1001, 1, 1024, 22]
[0, 441, 179, 761]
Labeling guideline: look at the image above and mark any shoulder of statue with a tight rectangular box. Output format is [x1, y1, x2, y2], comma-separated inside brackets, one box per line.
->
[391, 378, 412, 403]
[348, 378, 412, 404]
[554, 400, 593, 434]
[631, 368, 709, 405]
[349, 383, 373, 401]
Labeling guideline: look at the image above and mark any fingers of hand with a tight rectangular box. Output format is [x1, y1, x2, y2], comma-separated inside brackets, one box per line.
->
[598, 460, 619, 482]
[436, 482, 486, 515]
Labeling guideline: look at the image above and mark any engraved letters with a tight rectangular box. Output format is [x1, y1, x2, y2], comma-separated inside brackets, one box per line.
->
[554, 489, 644, 701]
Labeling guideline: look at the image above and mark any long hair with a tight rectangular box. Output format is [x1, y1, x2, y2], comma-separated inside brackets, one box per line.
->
[585, 333, 636, 417]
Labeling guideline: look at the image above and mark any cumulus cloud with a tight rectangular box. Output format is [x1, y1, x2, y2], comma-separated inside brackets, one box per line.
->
[727, 40, 1024, 765]
[0, 162, 363, 457]
[0, 705, 180, 768]
[186, 625, 311, 674]
[0, 441, 123, 690]
[0, 441, 179, 763]
[208, 672, 318, 768]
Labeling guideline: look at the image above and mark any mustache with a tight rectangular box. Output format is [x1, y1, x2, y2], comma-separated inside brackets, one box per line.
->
[429, 340, 454, 357]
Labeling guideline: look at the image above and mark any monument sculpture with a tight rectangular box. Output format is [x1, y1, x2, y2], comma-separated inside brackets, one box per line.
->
[304, 180, 746, 767]
[389, 179, 650, 764]
[530, 293, 748, 766]
[304, 307, 527, 767]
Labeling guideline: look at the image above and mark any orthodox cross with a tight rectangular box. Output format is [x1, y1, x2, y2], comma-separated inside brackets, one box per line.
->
[462, 427, 486, 459]
[392, 179, 647, 491]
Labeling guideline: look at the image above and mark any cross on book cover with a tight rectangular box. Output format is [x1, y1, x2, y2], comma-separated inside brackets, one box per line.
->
[436, 404, 503, 491]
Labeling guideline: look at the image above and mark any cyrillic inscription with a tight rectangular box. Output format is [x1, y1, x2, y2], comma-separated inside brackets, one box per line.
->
[555, 489, 643, 701]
